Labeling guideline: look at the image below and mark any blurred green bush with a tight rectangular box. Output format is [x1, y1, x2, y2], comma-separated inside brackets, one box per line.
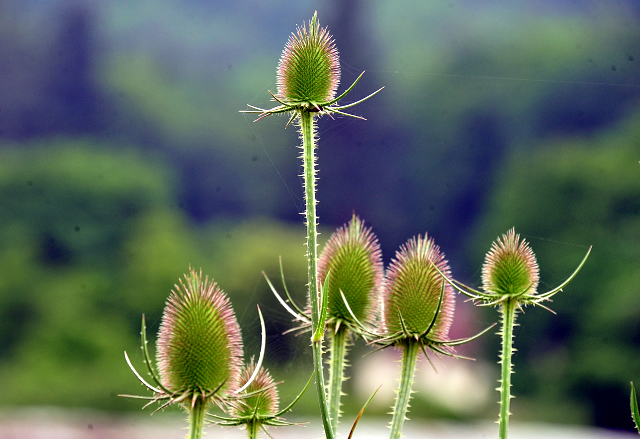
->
[0, 139, 308, 410]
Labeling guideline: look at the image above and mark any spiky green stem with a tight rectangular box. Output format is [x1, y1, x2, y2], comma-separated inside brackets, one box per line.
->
[328, 324, 349, 430]
[188, 397, 206, 439]
[389, 340, 419, 439]
[498, 298, 518, 439]
[300, 109, 335, 439]
[247, 421, 259, 439]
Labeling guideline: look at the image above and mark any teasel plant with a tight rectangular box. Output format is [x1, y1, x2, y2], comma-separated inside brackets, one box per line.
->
[356, 234, 493, 439]
[121, 269, 267, 439]
[208, 359, 314, 439]
[265, 215, 383, 430]
[318, 215, 383, 430]
[438, 228, 591, 439]
[631, 382, 640, 435]
[244, 11, 382, 439]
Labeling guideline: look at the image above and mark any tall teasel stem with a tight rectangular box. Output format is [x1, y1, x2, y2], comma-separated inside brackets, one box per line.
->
[328, 325, 349, 431]
[300, 109, 335, 439]
[389, 340, 420, 439]
[243, 13, 382, 438]
[498, 298, 518, 439]
[247, 421, 260, 439]
[188, 398, 206, 439]
[300, 110, 319, 331]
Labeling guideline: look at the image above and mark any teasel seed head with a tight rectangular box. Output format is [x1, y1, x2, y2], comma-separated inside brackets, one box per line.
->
[231, 360, 280, 419]
[383, 234, 455, 341]
[482, 228, 540, 298]
[318, 215, 383, 328]
[156, 268, 243, 402]
[276, 11, 340, 107]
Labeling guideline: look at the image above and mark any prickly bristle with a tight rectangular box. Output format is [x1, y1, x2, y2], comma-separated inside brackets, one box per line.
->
[156, 269, 243, 399]
[318, 215, 383, 325]
[276, 11, 340, 105]
[482, 228, 540, 297]
[231, 360, 279, 419]
[383, 234, 455, 340]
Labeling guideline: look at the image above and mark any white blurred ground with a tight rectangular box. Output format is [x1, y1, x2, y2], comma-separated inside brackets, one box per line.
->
[0, 408, 637, 439]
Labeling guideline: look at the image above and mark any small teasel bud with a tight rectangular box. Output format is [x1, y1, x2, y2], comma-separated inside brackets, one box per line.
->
[276, 11, 340, 106]
[231, 360, 279, 419]
[156, 269, 243, 401]
[383, 234, 454, 340]
[482, 228, 540, 298]
[318, 215, 383, 327]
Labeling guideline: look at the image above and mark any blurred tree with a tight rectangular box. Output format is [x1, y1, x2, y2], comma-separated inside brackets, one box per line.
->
[0, 4, 114, 139]
[48, 5, 104, 134]
[0, 140, 172, 408]
[0, 140, 308, 409]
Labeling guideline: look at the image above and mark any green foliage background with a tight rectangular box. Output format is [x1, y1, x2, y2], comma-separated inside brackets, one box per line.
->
[0, 141, 310, 410]
[0, 0, 638, 431]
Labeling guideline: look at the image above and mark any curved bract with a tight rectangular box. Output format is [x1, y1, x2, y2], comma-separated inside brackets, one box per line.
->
[443, 228, 591, 309]
[631, 382, 640, 435]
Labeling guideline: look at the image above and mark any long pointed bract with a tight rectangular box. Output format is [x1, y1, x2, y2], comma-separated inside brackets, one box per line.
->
[632, 382, 640, 434]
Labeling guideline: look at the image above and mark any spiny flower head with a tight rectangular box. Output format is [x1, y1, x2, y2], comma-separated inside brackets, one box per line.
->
[157, 269, 243, 402]
[482, 228, 539, 299]
[277, 11, 340, 107]
[209, 361, 312, 431]
[382, 234, 455, 343]
[317, 215, 383, 329]
[230, 360, 280, 419]
[443, 228, 590, 311]
[243, 12, 382, 123]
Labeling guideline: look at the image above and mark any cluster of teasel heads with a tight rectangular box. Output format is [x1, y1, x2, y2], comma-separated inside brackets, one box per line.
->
[270, 217, 590, 439]
[122, 269, 312, 439]
[268, 215, 492, 439]
[123, 11, 592, 439]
